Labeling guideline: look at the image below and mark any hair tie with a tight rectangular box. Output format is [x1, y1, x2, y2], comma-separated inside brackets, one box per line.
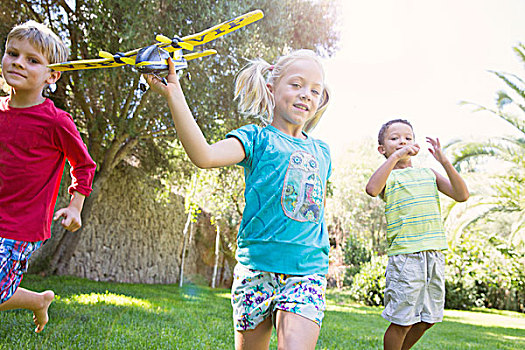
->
[268, 65, 274, 72]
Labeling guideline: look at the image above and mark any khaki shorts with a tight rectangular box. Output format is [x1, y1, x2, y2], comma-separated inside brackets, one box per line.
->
[382, 250, 445, 326]
[231, 263, 326, 331]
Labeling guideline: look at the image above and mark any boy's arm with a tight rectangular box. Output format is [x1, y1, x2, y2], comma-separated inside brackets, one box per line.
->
[52, 105, 96, 230]
[53, 108, 97, 197]
[146, 59, 245, 169]
[365, 144, 419, 197]
[53, 191, 85, 232]
[365, 156, 399, 197]
[427, 137, 469, 202]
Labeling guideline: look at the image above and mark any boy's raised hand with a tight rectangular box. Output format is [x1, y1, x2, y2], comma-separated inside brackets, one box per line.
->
[426, 137, 447, 164]
[395, 143, 420, 161]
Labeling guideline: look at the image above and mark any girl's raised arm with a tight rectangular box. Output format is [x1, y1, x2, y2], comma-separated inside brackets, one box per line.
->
[146, 59, 246, 168]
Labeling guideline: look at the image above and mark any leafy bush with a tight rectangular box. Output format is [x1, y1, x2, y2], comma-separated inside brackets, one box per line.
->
[343, 236, 372, 286]
[446, 229, 525, 312]
[343, 229, 524, 312]
[349, 254, 387, 306]
[444, 274, 480, 310]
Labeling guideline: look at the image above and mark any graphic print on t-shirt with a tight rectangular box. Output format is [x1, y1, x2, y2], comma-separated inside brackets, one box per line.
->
[282, 151, 323, 223]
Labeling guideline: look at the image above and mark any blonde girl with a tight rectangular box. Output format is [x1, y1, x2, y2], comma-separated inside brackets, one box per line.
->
[147, 49, 331, 350]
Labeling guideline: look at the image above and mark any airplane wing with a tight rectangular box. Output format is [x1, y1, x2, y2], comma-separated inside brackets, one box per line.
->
[48, 10, 263, 72]
[106, 9, 263, 57]
[48, 57, 130, 72]
[49, 49, 217, 72]
[181, 10, 264, 47]
[183, 49, 217, 61]
[134, 10, 263, 55]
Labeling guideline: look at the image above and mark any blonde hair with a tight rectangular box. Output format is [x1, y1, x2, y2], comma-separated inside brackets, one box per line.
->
[234, 49, 330, 132]
[6, 20, 68, 65]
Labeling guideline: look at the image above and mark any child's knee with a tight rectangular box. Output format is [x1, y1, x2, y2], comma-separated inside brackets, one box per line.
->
[423, 322, 434, 330]
[387, 323, 413, 336]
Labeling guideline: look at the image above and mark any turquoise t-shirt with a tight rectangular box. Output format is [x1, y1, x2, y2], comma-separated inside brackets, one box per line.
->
[226, 124, 332, 275]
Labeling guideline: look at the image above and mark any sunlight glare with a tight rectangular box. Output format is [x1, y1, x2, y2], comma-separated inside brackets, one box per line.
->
[63, 291, 153, 309]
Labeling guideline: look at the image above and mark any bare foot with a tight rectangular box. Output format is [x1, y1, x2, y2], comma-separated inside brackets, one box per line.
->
[33, 290, 54, 333]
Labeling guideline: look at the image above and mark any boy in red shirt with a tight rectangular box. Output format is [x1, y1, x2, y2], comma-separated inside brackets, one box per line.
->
[0, 21, 96, 332]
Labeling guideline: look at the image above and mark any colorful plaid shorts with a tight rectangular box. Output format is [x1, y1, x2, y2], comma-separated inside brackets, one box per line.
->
[0, 238, 42, 304]
[231, 263, 327, 331]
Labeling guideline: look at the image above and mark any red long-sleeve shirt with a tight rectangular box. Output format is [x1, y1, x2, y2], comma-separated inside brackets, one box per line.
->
[0, 97, 96, 242]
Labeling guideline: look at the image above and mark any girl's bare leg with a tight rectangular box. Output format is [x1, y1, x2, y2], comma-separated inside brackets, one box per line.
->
[235, 316, 273, 350]
[275, 310, 320, 350]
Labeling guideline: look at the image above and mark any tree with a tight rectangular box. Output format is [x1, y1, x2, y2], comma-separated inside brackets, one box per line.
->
[448, 42, 525, 248]
[1, 0, 340, 273]
[178, 170, 199, 287]
[326, 139, 387, 252]
[324, 140, 387, 288]
[192, 166, 245, 287]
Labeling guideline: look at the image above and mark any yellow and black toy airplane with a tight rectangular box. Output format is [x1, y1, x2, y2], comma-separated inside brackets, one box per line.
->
[48, 10, 264, 79]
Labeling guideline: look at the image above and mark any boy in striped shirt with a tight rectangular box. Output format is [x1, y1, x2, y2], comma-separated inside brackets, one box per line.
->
[366, 119, 469, 350]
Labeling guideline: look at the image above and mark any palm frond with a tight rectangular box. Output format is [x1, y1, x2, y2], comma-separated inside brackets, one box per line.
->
[509, 211, 525, 246]
[489, 71, 525, 101]
[451, 42, 525, 249]
[446, 202, 502, 243]
[459, 100, 525, 135]
[495, 90, 513, 108]
[494, 89, 525, 115]
[512, 42, 525, 66]
[447, 139, 521, 169]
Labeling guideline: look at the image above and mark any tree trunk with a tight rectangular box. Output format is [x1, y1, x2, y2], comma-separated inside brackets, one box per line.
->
[179, 172, 198, 286]
[179, 214, 193, 287]
[46, 172, 106, 274]
[211, 224, 220, 288]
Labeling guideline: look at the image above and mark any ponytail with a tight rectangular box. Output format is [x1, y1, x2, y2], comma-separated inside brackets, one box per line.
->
[234, 59, 274, 126]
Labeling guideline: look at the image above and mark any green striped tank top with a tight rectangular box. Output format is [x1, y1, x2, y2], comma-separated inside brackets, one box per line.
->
[384, 167, 447, 256]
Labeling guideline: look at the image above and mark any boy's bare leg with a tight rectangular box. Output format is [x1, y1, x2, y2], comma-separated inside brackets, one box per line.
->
[235, 316, 272, 350]
[384, 323, 412, 350]
[0, 287, 55, 333]
[275, 310, 320, 350]
[401, 322, 433, 350]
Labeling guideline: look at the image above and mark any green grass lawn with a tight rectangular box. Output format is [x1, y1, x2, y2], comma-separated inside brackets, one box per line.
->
[1, 275, 523, 349]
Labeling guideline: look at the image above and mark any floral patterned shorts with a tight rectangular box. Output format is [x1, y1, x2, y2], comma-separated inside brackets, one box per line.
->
[231, 263, 326, 331]
[0, 238, 42, 304]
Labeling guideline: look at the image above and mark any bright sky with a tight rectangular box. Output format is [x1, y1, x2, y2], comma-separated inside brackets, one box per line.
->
[314, 0, 525, 158]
